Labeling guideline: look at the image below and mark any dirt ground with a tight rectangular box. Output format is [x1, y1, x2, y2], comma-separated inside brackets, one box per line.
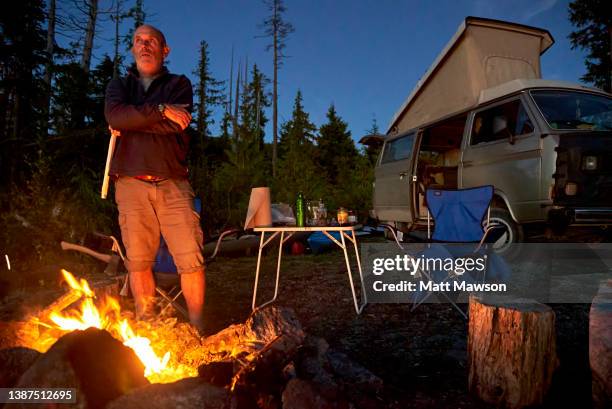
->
[0, 235, 596, 409]
[203, 248, 593, 409]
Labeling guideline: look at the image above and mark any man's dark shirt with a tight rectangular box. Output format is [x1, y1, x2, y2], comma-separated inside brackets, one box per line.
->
[105, 66, 193, 178]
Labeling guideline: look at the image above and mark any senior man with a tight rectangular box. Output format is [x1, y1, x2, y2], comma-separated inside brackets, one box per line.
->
[104, 24, 204, 331]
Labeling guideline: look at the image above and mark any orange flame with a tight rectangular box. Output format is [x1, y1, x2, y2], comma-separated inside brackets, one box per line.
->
[37, 270, 196, 383]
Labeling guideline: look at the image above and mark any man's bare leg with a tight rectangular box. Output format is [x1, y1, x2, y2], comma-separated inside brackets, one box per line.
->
[180, 269, 205, 331]
[130, 269, 156, 319]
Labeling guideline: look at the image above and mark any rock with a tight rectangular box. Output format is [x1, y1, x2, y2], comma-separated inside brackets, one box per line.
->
[14, 328, 148, 409]
[0, 347, 41, 387]
[282, 379, 349, 409]
[326, 350, 383, 394]
[282, 362, 297, 380]
[107, 377, 231, 409]
[468, 295, 558, 409]
[293, 336, 382, 408]
[590, 280, 612, 409]
[296, 336, 334, 385]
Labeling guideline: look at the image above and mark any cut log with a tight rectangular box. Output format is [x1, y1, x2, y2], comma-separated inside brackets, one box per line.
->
[199, 306, 305, 363]
[589, 279, 612, 409]
[468, 295, 558, 409]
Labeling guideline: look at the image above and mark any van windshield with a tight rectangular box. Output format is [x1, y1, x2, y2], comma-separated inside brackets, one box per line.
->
[530, 90, 612, 131]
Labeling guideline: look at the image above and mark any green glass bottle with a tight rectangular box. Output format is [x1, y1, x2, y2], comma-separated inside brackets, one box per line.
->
[296, 192, 305, 227]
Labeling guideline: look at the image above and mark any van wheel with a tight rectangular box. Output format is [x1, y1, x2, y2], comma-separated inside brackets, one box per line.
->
[485, 208, 524, 258]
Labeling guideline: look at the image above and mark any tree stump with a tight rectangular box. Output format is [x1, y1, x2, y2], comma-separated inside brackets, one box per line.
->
[468, 295, 558, 409]
[589, 279, 612, 409]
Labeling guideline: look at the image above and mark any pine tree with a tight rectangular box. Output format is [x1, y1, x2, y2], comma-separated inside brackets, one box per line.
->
[317, 104, 358, 185]
[0, 0, 48, 195]
[568, 0, 612, 92]
[259, 0, 294, 178]
[364, 115, 382, 165]
[124, 0, 146, 50]
[275, 91, 322, 203]
[193, 40, 224, 143]
[111, 0, 128, 78]
[238, 64, 270, 148]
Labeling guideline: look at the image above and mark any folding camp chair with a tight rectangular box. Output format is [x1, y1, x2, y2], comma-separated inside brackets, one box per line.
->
[410, 185, 504, 318]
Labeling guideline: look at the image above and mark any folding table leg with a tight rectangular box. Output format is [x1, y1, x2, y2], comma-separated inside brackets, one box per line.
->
[340, 231, 366, 314]
[350, 230, 368, 308]
[268, 230, 284, 306]
[252, 231, 284, 311]
[252, 231, 266, 311]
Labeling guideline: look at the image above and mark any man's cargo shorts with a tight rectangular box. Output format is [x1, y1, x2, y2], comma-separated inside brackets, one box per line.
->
[114, 176, 204, 274]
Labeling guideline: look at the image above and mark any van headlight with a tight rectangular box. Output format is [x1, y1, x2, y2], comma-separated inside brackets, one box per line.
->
[582, 155, 598, 170]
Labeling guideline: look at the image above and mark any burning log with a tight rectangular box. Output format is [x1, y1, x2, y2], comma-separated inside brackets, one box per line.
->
[106, 378, 231, 409]
[14, 328, 149, 409]
[198, 306, 305, 366]
[36, 290, 82, 319]
[0, 347, 40, 388]
[468, 295, 558, 409]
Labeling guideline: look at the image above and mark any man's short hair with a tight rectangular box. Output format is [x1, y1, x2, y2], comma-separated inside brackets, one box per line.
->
[133, 24, 167, 48]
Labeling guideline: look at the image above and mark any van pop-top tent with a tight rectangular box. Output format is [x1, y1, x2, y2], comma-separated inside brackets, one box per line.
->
[387, 17, 554, 134]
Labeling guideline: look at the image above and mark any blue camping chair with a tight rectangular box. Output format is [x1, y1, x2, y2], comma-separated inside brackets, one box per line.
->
[151, 197, 202, 319]
[410, 186, 510, 318]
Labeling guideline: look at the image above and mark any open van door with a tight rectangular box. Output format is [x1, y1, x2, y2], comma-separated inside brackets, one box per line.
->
[374, 132, 417, 223]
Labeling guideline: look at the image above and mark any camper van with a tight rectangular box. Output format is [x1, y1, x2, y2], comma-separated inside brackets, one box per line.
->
[368, 17, 612, 247]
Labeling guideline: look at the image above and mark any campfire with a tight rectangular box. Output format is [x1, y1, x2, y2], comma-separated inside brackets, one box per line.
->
[29, 270, 197, 384]
[0, 269, 383, 408]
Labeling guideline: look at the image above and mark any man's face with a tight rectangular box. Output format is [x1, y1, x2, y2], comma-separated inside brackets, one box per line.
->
[132, 26, 169, 77]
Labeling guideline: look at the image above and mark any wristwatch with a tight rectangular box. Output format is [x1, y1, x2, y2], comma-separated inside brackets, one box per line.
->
[158, 103, 166, 119]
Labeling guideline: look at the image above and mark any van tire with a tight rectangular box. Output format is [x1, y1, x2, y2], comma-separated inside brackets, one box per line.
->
[485, 208, 524, 258]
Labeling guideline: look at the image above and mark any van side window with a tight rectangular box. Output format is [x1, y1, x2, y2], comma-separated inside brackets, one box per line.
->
[380, 134, 415, 164]
[471, 100, 534, 145]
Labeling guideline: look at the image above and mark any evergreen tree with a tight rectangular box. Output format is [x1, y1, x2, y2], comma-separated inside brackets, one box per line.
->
[317, 104, 358, 185]
[275, 91, 322, 203]
[364, 115, 382, 165]
[211, 65, 271, 228]
[192, 40, 224, 143]
[259, 0, 294, 178]
[123, 0, 146, 50]
[568, 0, 612, 92]
[238, 64, 270, 149]
[0, 0, 48, 197]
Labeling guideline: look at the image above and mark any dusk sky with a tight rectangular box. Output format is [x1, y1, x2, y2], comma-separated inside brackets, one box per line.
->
[65, 0, 589, 143]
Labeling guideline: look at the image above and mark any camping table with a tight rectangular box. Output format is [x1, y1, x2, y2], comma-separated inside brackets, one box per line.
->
[252, 226, 367, 314]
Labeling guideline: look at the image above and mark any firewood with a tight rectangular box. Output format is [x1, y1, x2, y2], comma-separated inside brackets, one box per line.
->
[35, 290, 82, 320]
[200, 306, 305, 362]
[468, 295, 558, 409]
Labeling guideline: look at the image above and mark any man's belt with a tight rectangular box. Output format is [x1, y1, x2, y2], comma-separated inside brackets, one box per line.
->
[134, 175, 167, 183]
